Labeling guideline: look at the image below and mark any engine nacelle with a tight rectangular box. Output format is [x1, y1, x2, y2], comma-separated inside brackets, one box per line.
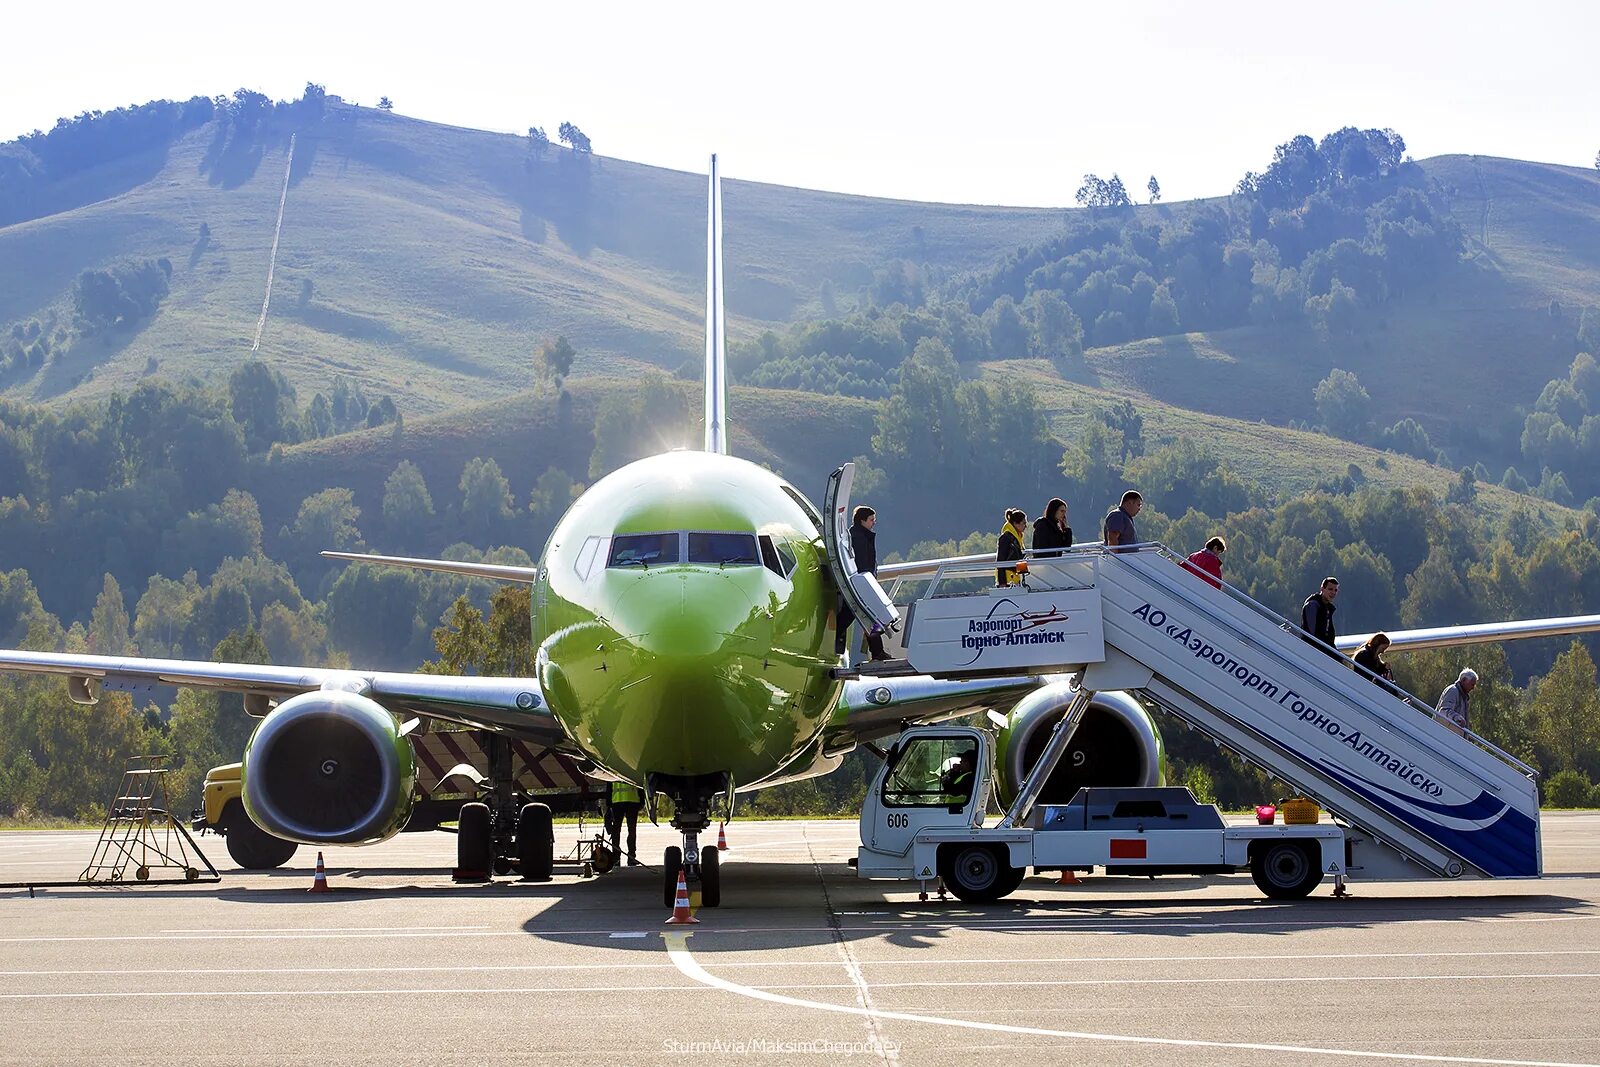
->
[994, 681, 1164, 808]
[241, 690, 417, 845]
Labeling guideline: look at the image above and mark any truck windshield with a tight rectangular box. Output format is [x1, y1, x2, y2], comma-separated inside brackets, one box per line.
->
[882, 737, 979, 807]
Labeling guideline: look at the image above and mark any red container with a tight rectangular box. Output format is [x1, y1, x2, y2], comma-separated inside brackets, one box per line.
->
[1255, 804, 1277, 825]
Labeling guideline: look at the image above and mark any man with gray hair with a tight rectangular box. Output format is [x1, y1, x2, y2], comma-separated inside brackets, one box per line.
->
[1435, 668, 1478, 735]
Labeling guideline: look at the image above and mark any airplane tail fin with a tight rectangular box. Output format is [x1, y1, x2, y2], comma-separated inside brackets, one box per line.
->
[703, 154, 728, 454]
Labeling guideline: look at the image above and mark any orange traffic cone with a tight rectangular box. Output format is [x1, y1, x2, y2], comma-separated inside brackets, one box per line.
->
[309, 851, 332, 894]
[1058, 869, 1082, 885]
[664, 869, 699, 924]
[716, 822, 728, 851]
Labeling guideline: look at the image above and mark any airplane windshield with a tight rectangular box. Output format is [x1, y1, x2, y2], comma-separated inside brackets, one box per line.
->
[688, 532, 759, 566]
[608, 533, 680, 568]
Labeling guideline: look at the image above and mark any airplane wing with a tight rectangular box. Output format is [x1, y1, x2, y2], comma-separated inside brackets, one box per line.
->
[0, 649, 565, 745]
[1336, 616, 1600, 654]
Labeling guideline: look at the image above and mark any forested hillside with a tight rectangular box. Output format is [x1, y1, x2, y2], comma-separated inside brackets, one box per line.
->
[4, 90, 1600, 822]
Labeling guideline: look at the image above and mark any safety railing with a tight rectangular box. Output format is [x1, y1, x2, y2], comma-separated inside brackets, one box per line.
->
[1134, 543, 1540, 781]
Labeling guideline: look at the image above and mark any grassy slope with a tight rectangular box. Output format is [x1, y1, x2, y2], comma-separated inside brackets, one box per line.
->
[0, 107, 1060, 414]
[1073, 158, 1600, 443]
[987, 359, 1581, 530]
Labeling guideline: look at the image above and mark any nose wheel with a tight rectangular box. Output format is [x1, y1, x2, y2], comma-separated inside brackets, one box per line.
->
[661, 836, 722, 908]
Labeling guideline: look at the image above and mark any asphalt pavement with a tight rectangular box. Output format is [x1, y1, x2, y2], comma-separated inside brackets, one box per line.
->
[2, 813, 1598, 1065]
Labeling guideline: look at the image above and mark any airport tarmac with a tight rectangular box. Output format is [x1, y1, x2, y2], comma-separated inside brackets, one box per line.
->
[2, 813, 1598, 1066]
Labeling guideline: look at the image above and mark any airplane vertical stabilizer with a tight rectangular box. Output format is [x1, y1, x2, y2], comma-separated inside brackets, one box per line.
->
[703, 154, 728, 454]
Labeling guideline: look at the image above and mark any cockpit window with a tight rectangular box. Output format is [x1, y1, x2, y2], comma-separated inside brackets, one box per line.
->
[688, 532, 759, 566]
[608, 533, 680, 568]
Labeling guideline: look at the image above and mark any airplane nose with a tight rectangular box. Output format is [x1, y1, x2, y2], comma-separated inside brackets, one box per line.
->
[612, 571, 762, 660]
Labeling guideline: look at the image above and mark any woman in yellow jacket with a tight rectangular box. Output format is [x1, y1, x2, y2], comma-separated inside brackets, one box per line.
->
[996, 508, 1028, 586]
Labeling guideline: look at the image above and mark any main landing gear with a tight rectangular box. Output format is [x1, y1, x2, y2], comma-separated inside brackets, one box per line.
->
[453, 735, 554, 883]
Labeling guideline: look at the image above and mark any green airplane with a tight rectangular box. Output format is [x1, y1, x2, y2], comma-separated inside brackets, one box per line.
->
[0, 156, 1063, 906]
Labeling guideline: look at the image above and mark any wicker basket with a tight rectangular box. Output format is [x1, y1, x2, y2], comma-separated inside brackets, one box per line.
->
[1279, 797, 1321, 824]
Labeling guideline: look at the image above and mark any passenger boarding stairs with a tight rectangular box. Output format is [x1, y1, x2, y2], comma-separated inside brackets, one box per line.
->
[873, 545, 1542, 884]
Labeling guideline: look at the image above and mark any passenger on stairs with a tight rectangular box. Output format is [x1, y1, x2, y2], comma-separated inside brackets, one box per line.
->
[1299, 577, 1341, 658]
[1103, 490, 1142, 551]
[1032, 498, 1073, 558]
[1352, 632, 1395, 684]
[837, 505, 891, 662]
[1435, 669, 1477, 735]
[1183, 536, 1227, 589]
[997, 509, 1029, 586]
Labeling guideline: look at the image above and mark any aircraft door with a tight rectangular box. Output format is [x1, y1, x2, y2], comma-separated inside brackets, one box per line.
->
[823, 463, 901, 637]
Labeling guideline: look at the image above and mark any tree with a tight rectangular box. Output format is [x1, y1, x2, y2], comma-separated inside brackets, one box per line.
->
[382, 460, 434, 534]
[1313, 368, 1373, 440]
[1147, 175, 1161, 204]
[88, 574, 131, 655]
[377, 97, 393, 112]
[557, 122, 592, 153]
[424, 586, 533, 677]
[460, 457, 513, 537]
[1579, 307, 1600, 356]
[287, 487, 363, 556]
[1030, 289, 1084, 362]
[228, 360, 298, 453]
[1529, 641, 1600, 775]
[1075, 173, 1131, 209]
[527, 126, 550, 156]
[539, 335, 576, 388]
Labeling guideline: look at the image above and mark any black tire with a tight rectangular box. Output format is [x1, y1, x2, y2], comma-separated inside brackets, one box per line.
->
[223, 802, 298, 870]
[699, 845, 721, 908]
[663, 845, 683, 908]
[457, 802, 492, 880]
[592, 843, 615, 875]
[939, 844, 1023, 903]
[517, 803, 554, 882]
[1251, 840, 1323, 899]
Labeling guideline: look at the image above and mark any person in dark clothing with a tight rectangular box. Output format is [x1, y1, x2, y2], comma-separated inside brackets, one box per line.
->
[996, 508, 1028, 586]
[837, 505, 889, 662]
[1184, 536, 1226, 589]
[1352, 632, 1393, 684]
[1103, 491, 1142, 550]
[1300, 576, 1340, 657]
[1032, 498, 1072, 557]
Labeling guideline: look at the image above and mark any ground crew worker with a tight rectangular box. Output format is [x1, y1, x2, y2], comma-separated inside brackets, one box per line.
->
[606, 780, 643, 866]
[941, 749, 978, 803]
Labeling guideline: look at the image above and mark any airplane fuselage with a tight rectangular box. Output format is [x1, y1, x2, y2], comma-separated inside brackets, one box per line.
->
[533, 451, 841, 792]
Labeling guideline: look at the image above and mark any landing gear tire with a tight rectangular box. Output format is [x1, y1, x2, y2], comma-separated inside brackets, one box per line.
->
[699, 845, 721, 908]
[517, 803, 554, 882]
[456, 802, 492, 880]
[591, 843, 615, 875]
[663, 845, 683, 908]
[222, 802, 298, 870]
[939, 844, 1023, 903]
[1251, 840, 1323, 899]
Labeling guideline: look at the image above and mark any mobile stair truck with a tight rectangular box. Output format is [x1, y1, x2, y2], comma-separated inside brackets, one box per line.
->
[827, 467, 1544, 903]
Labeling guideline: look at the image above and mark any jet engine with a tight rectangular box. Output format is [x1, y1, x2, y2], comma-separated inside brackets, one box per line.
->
[993, 681, 1164, 808]
[241, 691, 417, 845]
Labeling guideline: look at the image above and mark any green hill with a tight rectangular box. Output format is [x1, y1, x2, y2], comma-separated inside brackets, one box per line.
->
[0, 103, 1059, 413]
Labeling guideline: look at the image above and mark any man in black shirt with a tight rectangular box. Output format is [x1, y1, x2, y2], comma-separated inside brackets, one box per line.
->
[837, 506, 889, 662]
[1300, 576, 1340, 657]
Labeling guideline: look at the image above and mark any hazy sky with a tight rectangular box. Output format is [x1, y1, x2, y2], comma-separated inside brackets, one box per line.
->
[3, 1, 1594, 206]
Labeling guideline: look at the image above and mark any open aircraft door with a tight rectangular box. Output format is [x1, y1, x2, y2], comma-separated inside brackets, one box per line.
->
[824, 463, 901, 638]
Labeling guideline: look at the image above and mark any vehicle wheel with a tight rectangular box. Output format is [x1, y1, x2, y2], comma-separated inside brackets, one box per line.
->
[222, 802, 298, 870]
[939, 844, 1022, 903]
[517, 803, 554, 882]
[699, 845, 721, 908]
[663, 845, 683, 908]
[456, 802, 492, 880]
[185, 867, 199, 882]
[592, 843, 615, 875]
[136, 866, 150, 881]
[1251, 840, 1323, 899]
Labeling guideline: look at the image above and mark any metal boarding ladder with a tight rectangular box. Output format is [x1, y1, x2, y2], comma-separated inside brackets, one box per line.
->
[889, 544, 1543, 881]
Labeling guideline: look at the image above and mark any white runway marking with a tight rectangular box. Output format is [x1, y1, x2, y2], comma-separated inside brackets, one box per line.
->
[660, 931, 1600, 1067]
[6, 947, 1600, 979]
[158, 925, 489, 934]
